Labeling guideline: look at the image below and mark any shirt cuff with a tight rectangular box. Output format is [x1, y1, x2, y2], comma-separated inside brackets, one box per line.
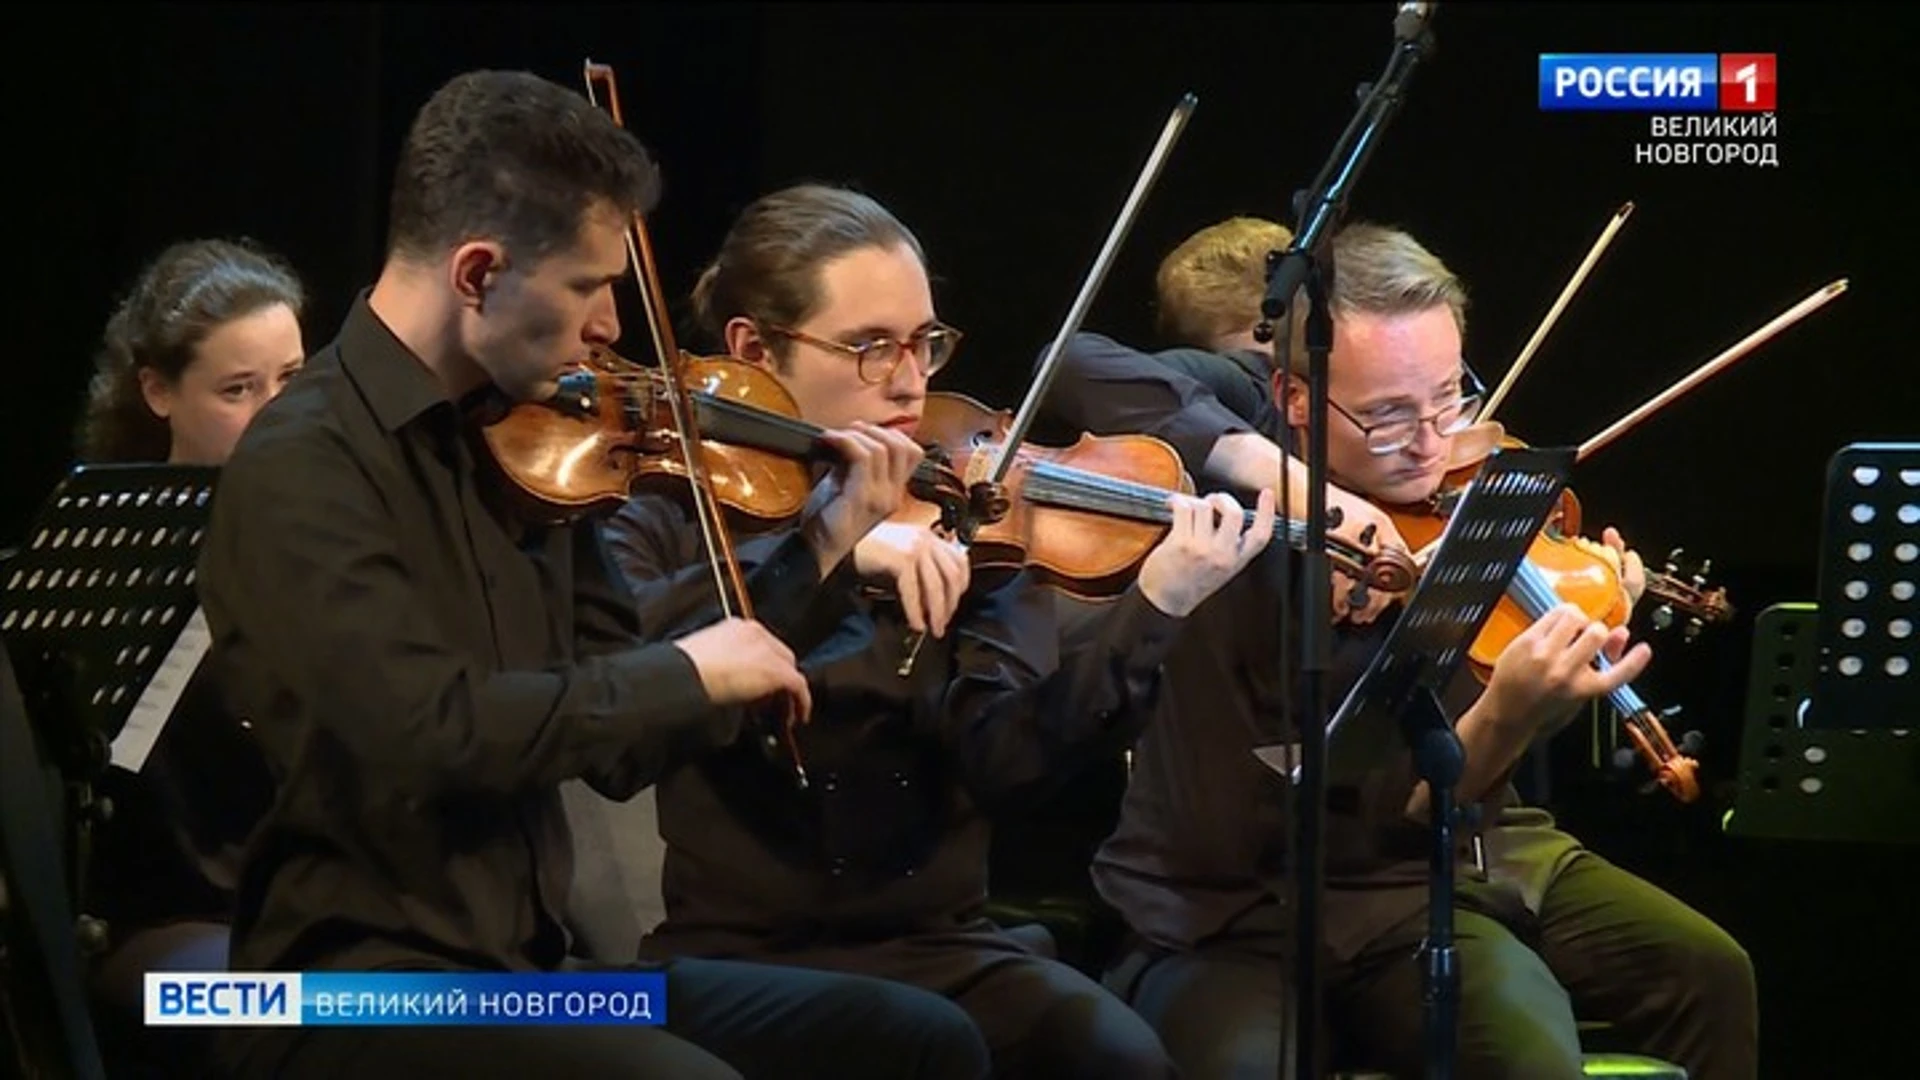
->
[1089, 585, 1187, 710]
[747, 531, 830, 629]
[611, 639, 725, 737]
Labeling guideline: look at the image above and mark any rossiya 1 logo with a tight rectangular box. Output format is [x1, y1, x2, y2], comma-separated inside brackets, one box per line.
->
[1537, 52, 1778, 167]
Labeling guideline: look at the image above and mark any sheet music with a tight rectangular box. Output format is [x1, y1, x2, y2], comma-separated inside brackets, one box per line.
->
[110, 605, 211, 773]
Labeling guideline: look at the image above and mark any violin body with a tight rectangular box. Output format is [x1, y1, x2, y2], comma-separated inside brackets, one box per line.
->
[1383, 428, 1627, 678]
[1382, 422, 1703, 802]
[1462, 532, 1630, 676]
[911, 392, 1194, 599]
[479, 350, 816, 525]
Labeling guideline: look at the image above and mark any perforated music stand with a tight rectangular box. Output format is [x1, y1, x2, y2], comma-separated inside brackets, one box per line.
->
[1727, 602, 1920, 845]
[0, 463, 220, 923]
[1256, 445, 1576, 1080]
[1807, 443, 1920, 731]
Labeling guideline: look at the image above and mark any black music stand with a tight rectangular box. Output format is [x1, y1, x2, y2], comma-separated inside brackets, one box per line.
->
[1726, 602, 1920, 845]
[1807, 443, 1920, 731]
[1256, 445, 1576, 1080]
[0, 464, 220, 1001]
[2, 636, 107, 1080]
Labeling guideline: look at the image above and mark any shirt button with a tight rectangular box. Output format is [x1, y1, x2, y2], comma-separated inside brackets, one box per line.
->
[822, 773, 839, 793]
[829, 857, 847, 877]
[892, 771, 910, 788]
[902, 867, 917, 878]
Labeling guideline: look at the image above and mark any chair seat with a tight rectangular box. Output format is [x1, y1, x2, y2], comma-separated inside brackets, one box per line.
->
[1336, 1058, 1685, 1080]
[980, 895, 1115, 973]
[1581, 1053, 1688, 1078]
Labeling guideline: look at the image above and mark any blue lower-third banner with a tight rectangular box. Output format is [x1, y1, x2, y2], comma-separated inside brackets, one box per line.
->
[144, 970, 668, 1026]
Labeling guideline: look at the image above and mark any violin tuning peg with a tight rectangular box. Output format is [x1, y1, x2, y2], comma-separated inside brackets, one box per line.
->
[1679, 729, 1706, 754]
[1358, 522, 1377, 547]
[1660, 704, 1684, 719]
[1327, 505, 1346, 531]
[1663, 546, 1684, 576]
[1651, 604, 1675, 631]
[1611, 746, 1639, 773]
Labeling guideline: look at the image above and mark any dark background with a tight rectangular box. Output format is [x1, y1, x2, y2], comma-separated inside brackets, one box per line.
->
[10, 3, 1912, 1075]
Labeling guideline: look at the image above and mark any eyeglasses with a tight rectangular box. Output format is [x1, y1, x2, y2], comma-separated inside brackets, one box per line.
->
[1328, 368, 1487, 455]
[765, 322, 963, 385]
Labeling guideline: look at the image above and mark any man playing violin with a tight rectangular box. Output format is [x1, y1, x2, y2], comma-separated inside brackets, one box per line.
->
[602, 182, 1276, 1079]
[197, 71, 999, 1080]
[1054, 218, 1757, 1079]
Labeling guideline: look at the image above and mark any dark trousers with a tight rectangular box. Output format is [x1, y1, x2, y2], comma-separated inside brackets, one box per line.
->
[700, 926, 1174, 1079]
[1109, 851, 1758, 1080]
[89, 920, 232, 1077]
[217, 956, 991, 1079]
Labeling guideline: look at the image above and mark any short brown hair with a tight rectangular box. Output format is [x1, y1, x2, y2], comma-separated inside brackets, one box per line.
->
[1273, 222, 1470, 375]
[79, 238, 306, 463]
[386, 70, 660, 264]
[1154, 216, 1295, 348]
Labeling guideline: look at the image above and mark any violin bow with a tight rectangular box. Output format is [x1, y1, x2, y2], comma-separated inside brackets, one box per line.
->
[1480, 201, 1635, 423]
[895, 92, 1199, 676]
[582, 59, 810, 787]
[1577, 277, 1849, 462]
[984, 94, 1197, 487]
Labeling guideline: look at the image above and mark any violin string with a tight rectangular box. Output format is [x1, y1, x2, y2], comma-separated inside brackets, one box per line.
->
[1023, 460, 1366, 561]
[571, 371, 963, 504]
[1507, 558, 1651, 724]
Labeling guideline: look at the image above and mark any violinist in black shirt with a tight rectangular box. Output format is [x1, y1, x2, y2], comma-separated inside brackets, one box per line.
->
[197, 71, 991, 1080]
[603, 183, 1275, 1080]
[1050, 217, 1758, 1080]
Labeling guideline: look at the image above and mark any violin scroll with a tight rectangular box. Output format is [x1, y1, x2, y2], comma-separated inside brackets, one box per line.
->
[1614, 704, 1705, 803]
[909, 440, 1009, 544]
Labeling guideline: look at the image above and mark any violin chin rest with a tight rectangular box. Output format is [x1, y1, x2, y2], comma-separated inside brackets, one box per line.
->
[1445, 420, 1507, 468]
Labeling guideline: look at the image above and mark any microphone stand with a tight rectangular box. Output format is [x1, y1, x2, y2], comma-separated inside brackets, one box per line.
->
[1254, 5, 1437, 1077]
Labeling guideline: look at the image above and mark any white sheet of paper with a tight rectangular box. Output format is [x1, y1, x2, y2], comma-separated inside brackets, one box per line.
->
[110, 606, 211, 773]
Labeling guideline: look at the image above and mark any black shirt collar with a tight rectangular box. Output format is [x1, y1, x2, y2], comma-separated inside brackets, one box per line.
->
[336, 290, 457, 434]
[1220, 347, 1273, 385]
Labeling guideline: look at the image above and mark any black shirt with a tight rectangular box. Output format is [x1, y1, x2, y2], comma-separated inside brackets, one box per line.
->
[198, 294, 800, 974]
[605, 492, 1184, 953]
[1039, 331, 1277, 487]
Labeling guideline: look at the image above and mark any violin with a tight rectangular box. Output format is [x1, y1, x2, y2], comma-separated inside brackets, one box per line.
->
[1380, 421, 1725, 803]
[905, 391, 1415, 600]
[479, 348, 811, 525]
[467, 58, 850, 787]
[1396, 422, 1734, 645]
[477, 347, 970, 528]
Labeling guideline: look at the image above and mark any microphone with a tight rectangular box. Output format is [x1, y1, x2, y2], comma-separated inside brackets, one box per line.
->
[1395, 2, 1436, 42]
